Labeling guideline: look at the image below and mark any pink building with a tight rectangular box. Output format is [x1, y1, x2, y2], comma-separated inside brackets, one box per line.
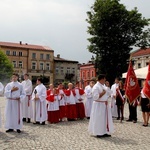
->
[80, 61, 96, 88]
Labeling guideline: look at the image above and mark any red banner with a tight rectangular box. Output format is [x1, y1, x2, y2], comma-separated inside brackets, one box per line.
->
[125, 61, 140, 104]
[143, 63, 150, 100]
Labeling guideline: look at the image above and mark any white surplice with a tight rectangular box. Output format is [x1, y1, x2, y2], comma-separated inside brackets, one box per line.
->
[32, 83, 47, 123]
[88, 82, 114, 136]
[84, 85, 93, 117]
[47, 94, 59, 111]
[58, 89, 66, 107]
[111, 83, 119, 117]
[4, 81, 26, 130]
[21, 79, 33, 119]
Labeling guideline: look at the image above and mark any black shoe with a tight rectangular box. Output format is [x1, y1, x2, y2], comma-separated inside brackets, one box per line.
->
[41, 121, 45, 125]
[96, 135, 104, 138]
[6, 129, 14, 132]
[126, 119, 132, 122]
[33, 121, 40, 124]
[117, 117, 120, 120]
[17, 129, 21, 133]
[104, 134, 111, 137]
[22, 118, 26, 122]
[133, 120, 137, 123]
[143, 124, 148, 127]
[27, 118, 31, 123]
[87, 117, 90, 119]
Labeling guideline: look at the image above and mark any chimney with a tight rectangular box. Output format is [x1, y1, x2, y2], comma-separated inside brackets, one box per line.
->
[57, 54, 60, 58]
[20, 41, 22, 45]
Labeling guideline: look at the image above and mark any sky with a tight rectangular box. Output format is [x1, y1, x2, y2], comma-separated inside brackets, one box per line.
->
[0, 0, 149, 63]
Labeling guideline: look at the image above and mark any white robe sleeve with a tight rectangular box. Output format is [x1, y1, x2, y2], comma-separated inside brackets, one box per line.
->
[39, 86, 46, 102]
[4, 84, 12, 98]
[19, 84, 26, 103]
[92, 86, 100, 101]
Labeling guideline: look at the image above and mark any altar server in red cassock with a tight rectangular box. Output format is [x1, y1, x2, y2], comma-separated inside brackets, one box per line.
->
[47, 84, 59, 124]
[57, 83, 66, 121]
[64, 83, 77, 121]
[74, 82, 85, 119]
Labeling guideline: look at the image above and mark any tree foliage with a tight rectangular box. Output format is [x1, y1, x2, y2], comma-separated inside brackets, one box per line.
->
[86, 0, 150, 84]
[0, 49, 13, 83]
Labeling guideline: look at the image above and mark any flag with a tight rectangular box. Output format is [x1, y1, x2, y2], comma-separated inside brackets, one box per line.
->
[143, 63, 150, 100]
[125, 61, 140, 104]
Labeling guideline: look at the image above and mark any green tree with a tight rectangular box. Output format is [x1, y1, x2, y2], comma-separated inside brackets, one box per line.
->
[86, 0, 150, 84]
[0, 49, 13, 83]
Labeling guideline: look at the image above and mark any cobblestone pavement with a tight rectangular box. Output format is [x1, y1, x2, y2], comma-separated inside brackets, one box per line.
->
[0, 97, 150, 150]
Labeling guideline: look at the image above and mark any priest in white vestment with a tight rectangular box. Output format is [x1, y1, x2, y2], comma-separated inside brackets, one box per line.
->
[4, 73, 26, 133]
[31, 78, 47, 125]
[88, 74, 114, 137]
[21, 74, 33, 123]
[84, 80, 95, 119]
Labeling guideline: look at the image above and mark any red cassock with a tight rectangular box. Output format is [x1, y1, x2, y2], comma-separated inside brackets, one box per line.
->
[64, 89, 77, 120]
[46, 89, 54, 102]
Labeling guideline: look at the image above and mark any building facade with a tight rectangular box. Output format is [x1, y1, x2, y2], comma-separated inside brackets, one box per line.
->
[80, 61, 96, 88]
[131, 48, 150, 69]
[54, 54, 78, 87]
[0, 41, 54, 85]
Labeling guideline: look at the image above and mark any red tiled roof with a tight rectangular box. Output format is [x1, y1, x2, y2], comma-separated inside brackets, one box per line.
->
[0, 41, 53, 51]
[131, 48, 150, 57]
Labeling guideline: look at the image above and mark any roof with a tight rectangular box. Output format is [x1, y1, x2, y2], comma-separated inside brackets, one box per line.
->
[0, 41, 53, 51]
[131, 48, 150, 57]
[54, 56, 78, 63]
[122, 66, 148, 79]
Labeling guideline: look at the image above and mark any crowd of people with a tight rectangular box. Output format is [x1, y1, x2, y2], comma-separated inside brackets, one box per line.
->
[0, 73, 149, 137]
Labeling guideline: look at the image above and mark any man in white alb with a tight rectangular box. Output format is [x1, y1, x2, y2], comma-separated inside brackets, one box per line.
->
[31, 78, 47, 125]
[88, 74, 114, 137]
[4, 73, 26, 133]
[21, 74, 33, 123]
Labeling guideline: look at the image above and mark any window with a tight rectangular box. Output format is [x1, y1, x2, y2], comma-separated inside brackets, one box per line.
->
[46, 63, 50, 70]
[32, 62, 36, 70]
[18, 61, 23, 68]
[19, 52, 22, 56]
[87, 71, 90, 78]
[138, 63, 141, 68]
[12, 51, 16, 56]
[91, 71, 94, 77]
[32, 53, 36, 59]
[72, 68, 75, 74]
[46, 54, 50, 60]
[6, 50, 10, 55]
[40, 63, 44, 70]
[61, 67, 64, 74]
[67, 67, 70, 73]
[12, 61, 17, 68]
[56, 67, 59, 74]
[82, 72, 85, 79]
[40, 54, 44, 60]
